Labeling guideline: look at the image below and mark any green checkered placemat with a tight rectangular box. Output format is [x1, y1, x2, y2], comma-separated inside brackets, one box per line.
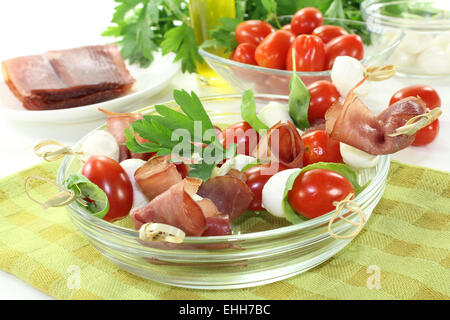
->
[0, 160, 449, 300]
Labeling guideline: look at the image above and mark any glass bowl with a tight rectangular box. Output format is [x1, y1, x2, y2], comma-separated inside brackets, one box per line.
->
[362, 0, 450, 78]
[199, 17, 404, 95]
[57, 94, 390, 289]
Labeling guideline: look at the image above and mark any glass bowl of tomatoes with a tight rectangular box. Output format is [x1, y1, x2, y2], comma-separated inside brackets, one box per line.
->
[199, 17, 403, 95]
[362, 0, 450, 77]
[57, 94, 390, 289]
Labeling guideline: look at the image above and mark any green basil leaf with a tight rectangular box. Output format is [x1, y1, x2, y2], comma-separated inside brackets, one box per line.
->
[64, 174, 109, 219]
[241, 90, 269, 132]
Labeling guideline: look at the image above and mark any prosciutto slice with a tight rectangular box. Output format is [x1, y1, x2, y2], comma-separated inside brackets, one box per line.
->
[253, 121, 304, 168]
[197, 175, 253, 221]
[134, 156, 183, 201]
[2, 44, 135, 110]
[131, 178, 208, 236]
[99, 108, 154, 161]
[325, 90, 426, 155]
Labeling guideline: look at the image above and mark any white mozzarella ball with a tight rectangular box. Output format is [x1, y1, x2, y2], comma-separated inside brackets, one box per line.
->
[257, 101, 293, 128]
[212, 155, 257, 177]
[262, 168, 301, 218]
[399, 33, 433, 55]
[417, 46, 450, 75]
[331, 56, 370, 98]
[433, 33, 450, 51]
[388, 48, 416, 68]
[80, 130, 119, 162]
[120, 159, 149, 209]
[340, 143, 380, 169]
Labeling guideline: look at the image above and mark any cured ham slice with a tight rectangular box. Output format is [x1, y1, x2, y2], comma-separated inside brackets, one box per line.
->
[131, 178, 208, 236]
[253, 121, 304, 168]
[325, 90, 426, 155]
[203, 216, 232, 236]
[197, 175, 254, 221]
[2, 44, 135, 110]
[134, 156, 183, 201]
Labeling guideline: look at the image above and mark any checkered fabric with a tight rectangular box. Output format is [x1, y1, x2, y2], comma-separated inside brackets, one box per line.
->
[0, 160, 448, 300]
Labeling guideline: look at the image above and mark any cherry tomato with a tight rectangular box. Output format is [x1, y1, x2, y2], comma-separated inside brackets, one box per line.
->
[286, 34, 325, 71]
[235, 20, 275, 46]
[389, 85, 441, 146]
[81, 156, 133, 222]
[244, 163, 289, 211]
[302, 130, 343, 165]
[255, 30, 295, 70]
[282, 24, 292, 32]
[411, 119, 440, 146]
[231, 43, 257, 65]
[324, 34, 364, 70]
[217, 121, 260, 156]
[312, 25, 348, 43]
[291, 7, 323, 36]
[288, 169, 354, 219]
[389, 85, 441, 110]
[307, 80, 340, 123]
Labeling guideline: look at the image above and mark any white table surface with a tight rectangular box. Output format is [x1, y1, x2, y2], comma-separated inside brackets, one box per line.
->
[0, 0, 449, 300]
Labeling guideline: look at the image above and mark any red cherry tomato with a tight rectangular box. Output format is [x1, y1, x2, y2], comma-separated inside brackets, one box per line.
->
[288, 169, 354, 219]
[301, 130, 343, 165]
[244, 163, 289, 211]
[231, 43, 257, 65]
[291, 7, 323, 36]
[286, 35, 325, 71]
[389, 85, 441, 146]
[389, 85, 441, 110]
[312, 25, 348, 43]
[411, 119, 440, 146]
[324, 34, 364, 70]
[255, 30, 295, 70]
[307, 80, 340, 123]
[235, 20, 275, 46]
[81, 156, 133, 222]
[217, 121, 260, 156]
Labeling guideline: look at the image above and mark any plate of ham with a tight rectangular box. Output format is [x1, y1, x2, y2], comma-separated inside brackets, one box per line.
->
[0, 44, 180, 123]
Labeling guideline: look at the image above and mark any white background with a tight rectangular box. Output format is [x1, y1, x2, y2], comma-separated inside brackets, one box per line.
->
[0, 0, 449, 299]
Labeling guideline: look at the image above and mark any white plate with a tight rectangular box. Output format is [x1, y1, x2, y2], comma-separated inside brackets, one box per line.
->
[0, 51, 180, 124]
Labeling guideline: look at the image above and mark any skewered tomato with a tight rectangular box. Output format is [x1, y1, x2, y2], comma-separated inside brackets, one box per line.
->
[81, 155, 133, 222]
[325, 34, 364, 70]
[244, 163, 289, 211]
[288, 169, 354, 219]
[291, 7, 323, 36]
[302, 130, 343, 165]
[389, 85, 441, 146]
[235, 20, 275, 46]
[286, 34, 325, 71]
[217, 121, 259, 156]
[255, 30, 295, 69]
[307, 80, 340, 123]
[312, 25, 348, 43]
[231, 43, 257, 65]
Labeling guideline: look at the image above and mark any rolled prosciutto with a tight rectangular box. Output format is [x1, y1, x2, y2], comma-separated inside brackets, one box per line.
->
[253, 121, 304, 168]
[197, 175, 254, 221]
[131, 178, 207, 236]
[134, 156, 183, 201]
[325, 90, 427, 155]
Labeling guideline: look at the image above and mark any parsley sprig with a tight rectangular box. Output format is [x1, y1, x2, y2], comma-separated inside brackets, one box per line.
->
[125, 90, 236, 180]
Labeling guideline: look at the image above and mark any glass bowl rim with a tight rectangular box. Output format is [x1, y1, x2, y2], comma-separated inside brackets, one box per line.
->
[361, 0, 450, 31]
[57, 93, 390, 244]
[199, 17, 404, 77]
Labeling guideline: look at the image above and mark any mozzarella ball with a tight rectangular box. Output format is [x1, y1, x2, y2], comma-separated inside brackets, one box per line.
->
[399, 33, 433, 55]
[340, 143, 380, 169]
[331, 56, 370, 98]
[257, 101, 293, 128]
[212, 155, 257, 177]
[80, 130, 119, 162]
[417, 46, 450, 75]
[389, 48, 416, 68]
[262, 168, 301, 218]
[120, 159, 148, 209]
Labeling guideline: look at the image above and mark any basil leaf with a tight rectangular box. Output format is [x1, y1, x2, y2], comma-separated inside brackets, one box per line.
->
[282, 169, 306, 224]
[288, 48, 311, 130]
[241, 90, 269, 132]
[64, 174, 109, 219]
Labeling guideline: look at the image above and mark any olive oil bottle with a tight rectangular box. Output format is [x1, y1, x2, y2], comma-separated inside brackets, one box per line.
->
[189, 0, 236, 86]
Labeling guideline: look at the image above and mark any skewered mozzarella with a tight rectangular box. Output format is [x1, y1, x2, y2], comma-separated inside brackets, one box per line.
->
[340, 143, 379, 169]
[80, 130, 119, 162]
[120, 159, 149, 209]
[257, 101, 293, 128]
